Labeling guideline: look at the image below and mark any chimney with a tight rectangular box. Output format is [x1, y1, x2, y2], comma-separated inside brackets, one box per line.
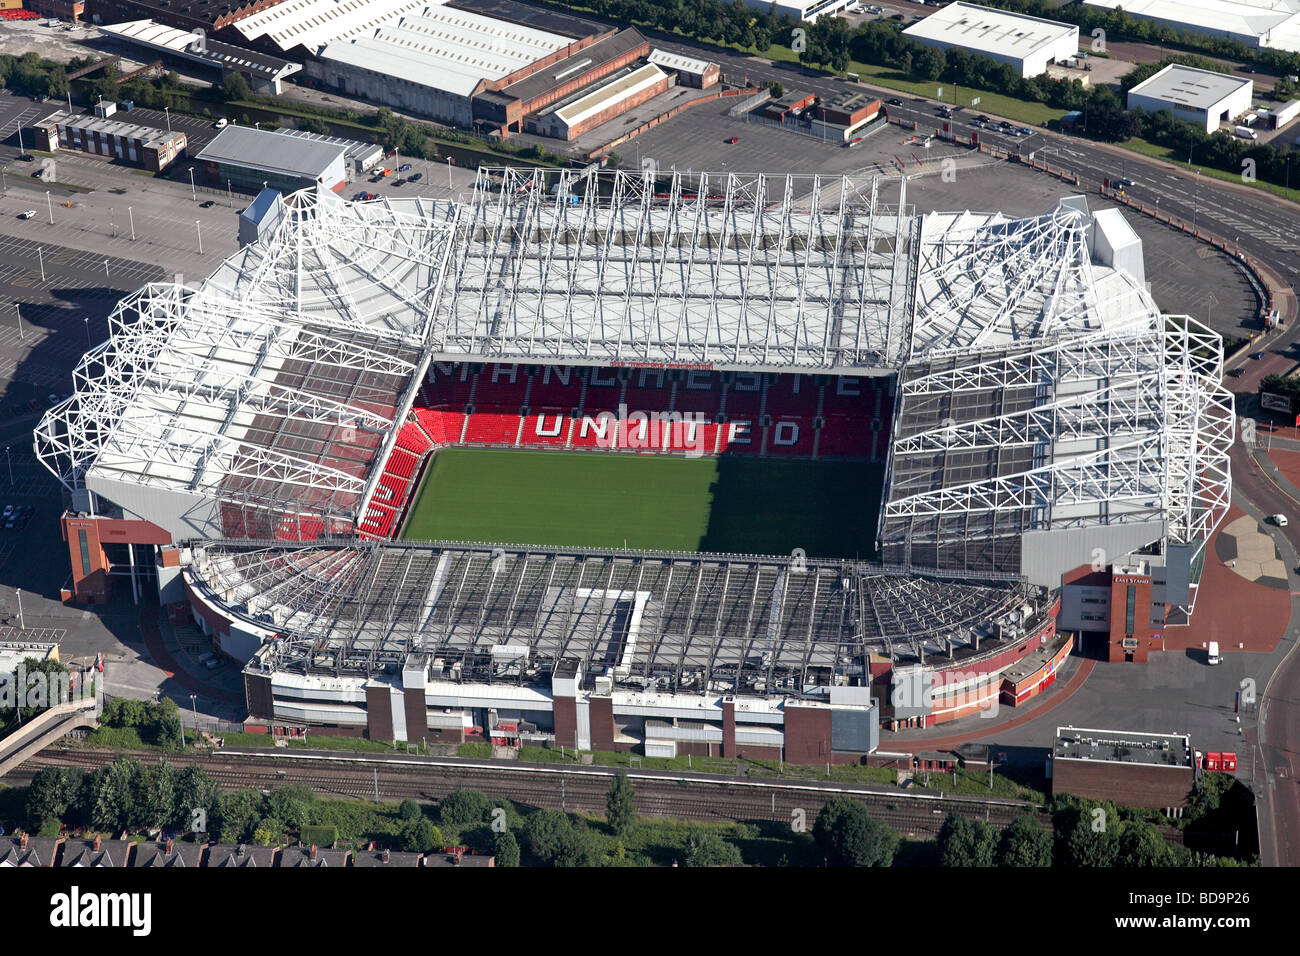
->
[93, 834, 101, 852]
[166, 837, 174, 855]
[453, 846, 464, 866]
[19, 833, 28, 850]
[382, 849, 390, 863]
[309, 844, 317, 860]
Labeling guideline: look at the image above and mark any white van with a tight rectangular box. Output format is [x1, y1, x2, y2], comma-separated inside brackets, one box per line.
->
[1272, 513, 1288, 527]
[1207, 641, 1222, 665]
[1234, 125, 1258, 140]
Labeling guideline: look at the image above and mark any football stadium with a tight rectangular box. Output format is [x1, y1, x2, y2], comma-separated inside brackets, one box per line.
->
[34, 167, 1234, 756]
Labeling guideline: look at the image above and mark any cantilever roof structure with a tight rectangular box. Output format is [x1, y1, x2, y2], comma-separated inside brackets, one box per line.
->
[192, 540, 1038, 687]
[35, 168, 1234, 617]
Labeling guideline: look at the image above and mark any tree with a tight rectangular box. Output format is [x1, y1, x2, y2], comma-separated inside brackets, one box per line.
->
[91, 757, 143, 833]
[770, 81, 785, 98]
[216, 787, 264, 844]
[493, 830, 521, 867]
[398, 798, 423, 822]
[1117, 820, 1172, 867]
[523, 808, 574, 864]
[606, 772, 635, 837]
[553, 823, 598, 867]
[266, 784, 314, 831]
[252, 818, 281, 845]
[813, 796, 898, 867]
[26, 767, 77, 829]
[437, 789, 492, 828]
[1058, 805, 1121, 867]
[401, 818, 443, 853]
[937, 813, 998, 867]
[171, 766, 220, 836]
[996, 815, 1052, 867]
[682, 830, 743, 866]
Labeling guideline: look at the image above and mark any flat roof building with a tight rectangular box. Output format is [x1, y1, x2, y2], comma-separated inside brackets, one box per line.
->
[903, 1, 1079, 79]
[28, 109, 187, 172]
[1084, 0, 1300, 54]
[1052, 727, 1197, 808]
[741, 0, 855, 22]
[1127, 63, 1254, 133]
[196, 125, 348, 193]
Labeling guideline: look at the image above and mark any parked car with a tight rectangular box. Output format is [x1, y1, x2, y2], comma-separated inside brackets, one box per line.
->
[18, 210, 37, 219]
[17, 153, 34, 162]
[1018, 126, 1034, 135]
[398, 163, 412, 172]
[200, 199, 215, 208]
[381, 168, 394, 177]
[1272, 513, 1289, 527]
[727, 136, 740, 144]
[1114, 175, 1135, 187]
[887, 98, 903, 106]
[847, 136, 863, 148]
[213, 118, 227, 129]
[409, 172, 422, 181]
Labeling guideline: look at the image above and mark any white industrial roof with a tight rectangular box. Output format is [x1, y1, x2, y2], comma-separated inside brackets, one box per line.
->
[648, 48, 714, 76]
[556, 63, 667, 128]
[100, 18, 197, 52]
[1128, 63, 1252, 111]
[316, 5, 571, 97]
[1084, 0, 1300, 50]
[903, 1, 1078, 60]
[234, 0, 429, 52]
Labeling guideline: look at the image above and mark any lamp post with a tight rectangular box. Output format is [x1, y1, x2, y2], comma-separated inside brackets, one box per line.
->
[195, 219, 203, 255]
[15, 588, 23, 630]
[188, 167, 196, 201]
[447, 157, 453, 190]
[46, 191, 53, 225]
[37, 246, 44, 282]
[128, 206, 135, 241]
[164, 106, 171, 133]
[5, 446, 12, 486]
[14, 302, 23, 340]
[103, 259, 110, 286]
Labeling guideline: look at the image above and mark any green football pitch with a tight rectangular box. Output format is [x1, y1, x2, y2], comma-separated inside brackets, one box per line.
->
[400, 447, 884, 558]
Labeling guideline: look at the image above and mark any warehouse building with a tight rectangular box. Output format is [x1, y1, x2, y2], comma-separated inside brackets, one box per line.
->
[741, 0, 855, 21]
[195, 125, 347, 193]
[531, 63, 670, 140]
[1084, 0, 1300, 54]
[27, 110, 186, 172]
[648, 48, 720, 88]
[1126, 63, 1253, 133]
[304, 5, 606, 128]
[903, 1, 1079, 79]
[99, 18, 301, 93]
[472, 28, 651, 137]
[89, 0, 286, 35]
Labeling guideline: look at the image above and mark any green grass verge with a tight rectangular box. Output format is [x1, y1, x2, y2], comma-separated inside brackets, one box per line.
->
[402, 447, 883, 558]
[911, 766, 1047, 803]
[215, 730, 400, 753]
[846, 60, 1063, 126]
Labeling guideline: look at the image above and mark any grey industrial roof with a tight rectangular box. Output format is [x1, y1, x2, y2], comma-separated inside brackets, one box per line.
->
[1054, 727, 1192, 767]
[447, 0, 609, 39]
[1128, 63, 1252, 111]
[498, 28, 648, 107]
[196, 126, 346, 179]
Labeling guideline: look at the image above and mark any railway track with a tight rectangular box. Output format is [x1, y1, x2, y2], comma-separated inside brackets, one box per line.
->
[18, 747, 1045, 838]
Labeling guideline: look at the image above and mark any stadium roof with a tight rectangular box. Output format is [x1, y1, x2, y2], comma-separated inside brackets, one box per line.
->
[193, 540, 1038, 684]
[197, 127, 346, 179]
[35, 170, 1234, 610]
[316, 7, 570, 97]
[1083, 0, 1300, 51]
[903, 1, 1078, 61]
[1127, 63, 1253, 110]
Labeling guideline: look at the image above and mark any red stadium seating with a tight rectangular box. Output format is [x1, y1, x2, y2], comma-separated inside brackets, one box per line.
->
[765, 373, 821, 416]
[462, 405, 524, 445]
[424, 362, 476, 407]
[671, 371, 723, 416]
[764, 417, 816, 456]
[477, 364, 530, 405]
[724, 372, 766, 418]
[529, 365, 585, 408]
[520, 410, 573, 447]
